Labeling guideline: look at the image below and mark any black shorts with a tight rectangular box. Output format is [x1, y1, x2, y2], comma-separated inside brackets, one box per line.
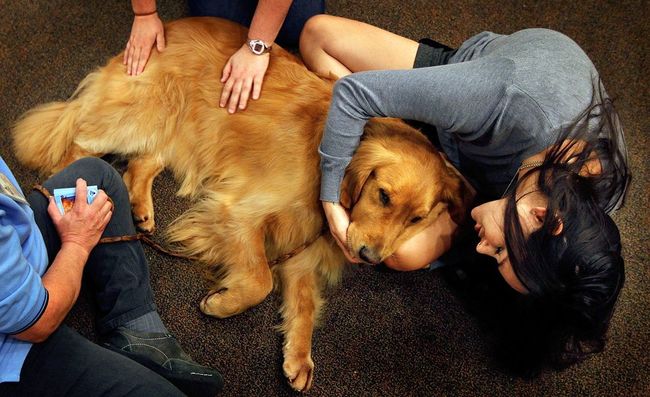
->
[413, 38, 457, 68]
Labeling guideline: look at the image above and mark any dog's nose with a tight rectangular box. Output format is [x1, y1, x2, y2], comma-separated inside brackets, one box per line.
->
[358, 246, 379, 264]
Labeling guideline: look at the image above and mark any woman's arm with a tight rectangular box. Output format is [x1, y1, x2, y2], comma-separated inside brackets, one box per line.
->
[124, 0, 165, 76]
[219, 0, 293, 113]
[248, 0, 293, 45]
[319, 58, 513, 203]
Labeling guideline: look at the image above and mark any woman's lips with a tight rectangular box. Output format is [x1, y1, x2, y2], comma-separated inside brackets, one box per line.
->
[474, 223, 484, 239]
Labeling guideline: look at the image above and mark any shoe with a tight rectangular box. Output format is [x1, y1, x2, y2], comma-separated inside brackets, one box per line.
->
[101, 327, 224, 397]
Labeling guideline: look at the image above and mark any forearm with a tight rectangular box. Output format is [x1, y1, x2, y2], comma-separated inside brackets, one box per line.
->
[319, 74, 388, 202]
[320, 70, 448, 202]
[248, 0, 293, 44]
[13, 243, 88, 342]
[131, 0, 157, 14]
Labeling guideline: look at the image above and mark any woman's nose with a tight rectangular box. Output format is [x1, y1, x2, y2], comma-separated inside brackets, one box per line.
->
[475, 240, 492, 256]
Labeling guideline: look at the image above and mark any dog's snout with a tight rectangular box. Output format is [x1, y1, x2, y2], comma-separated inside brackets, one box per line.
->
[358, 246, 380, 264]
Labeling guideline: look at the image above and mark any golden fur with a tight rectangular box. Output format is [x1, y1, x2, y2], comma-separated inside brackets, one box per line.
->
[12, 17, 471, 391]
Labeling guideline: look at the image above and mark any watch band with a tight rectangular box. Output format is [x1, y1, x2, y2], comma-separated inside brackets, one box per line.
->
[247, 38, 272, 55]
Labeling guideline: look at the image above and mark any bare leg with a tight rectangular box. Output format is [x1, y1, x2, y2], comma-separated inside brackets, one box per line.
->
[383, 210, 458, 271]
[299, 15, 419, 78]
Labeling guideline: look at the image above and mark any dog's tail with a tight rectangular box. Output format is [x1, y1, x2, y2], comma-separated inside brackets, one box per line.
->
[12, 72, 97, 173]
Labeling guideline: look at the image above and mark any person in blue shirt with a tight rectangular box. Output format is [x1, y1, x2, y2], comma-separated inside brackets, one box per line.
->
[0, 156, 223, 397]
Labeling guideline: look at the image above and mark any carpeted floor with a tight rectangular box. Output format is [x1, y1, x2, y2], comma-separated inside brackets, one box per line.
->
[1, 1, 648, 396]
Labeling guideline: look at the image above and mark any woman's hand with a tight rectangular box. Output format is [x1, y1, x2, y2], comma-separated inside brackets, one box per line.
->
[219, 45, 270, 113]
[47, 178, 113, 256]
[123, 13, 166, 76]
[322, 201, 362, 263]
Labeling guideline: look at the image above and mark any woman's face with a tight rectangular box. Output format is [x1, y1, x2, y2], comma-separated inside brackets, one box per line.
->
[470, 193, 548, 294]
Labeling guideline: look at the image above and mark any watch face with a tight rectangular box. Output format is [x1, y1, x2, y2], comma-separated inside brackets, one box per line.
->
[252, 42, 265, 54]
[248, 39, 267, 55]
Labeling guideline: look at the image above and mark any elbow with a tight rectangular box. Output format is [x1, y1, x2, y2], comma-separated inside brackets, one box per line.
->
[29, 326, 56, 343]
[12, 321, 58, 343]
[332, 76, 366, 116]
[333, 75, 358, 99]
[26, 333, 49, 344]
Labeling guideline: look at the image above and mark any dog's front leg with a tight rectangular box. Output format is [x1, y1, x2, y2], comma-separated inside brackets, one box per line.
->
[122, 155, 164, 232]
[278, 253, 322, 392]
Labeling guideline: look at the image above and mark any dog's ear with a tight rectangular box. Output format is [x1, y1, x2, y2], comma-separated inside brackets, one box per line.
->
[340, 132, 397, 209]
[340, 140, 387, 209]
[439, 171, 476, 225]
[340, 164, 373, 209]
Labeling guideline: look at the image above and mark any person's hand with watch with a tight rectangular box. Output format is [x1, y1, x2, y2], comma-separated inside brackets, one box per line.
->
[124, 0, 166, 76]
[219, 0, 293, 113]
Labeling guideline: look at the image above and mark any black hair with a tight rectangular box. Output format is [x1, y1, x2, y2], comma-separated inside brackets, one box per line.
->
[502, 77, 630, 369]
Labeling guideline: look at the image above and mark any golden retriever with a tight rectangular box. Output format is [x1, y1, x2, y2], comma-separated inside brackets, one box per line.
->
[12, 17, 471, 391]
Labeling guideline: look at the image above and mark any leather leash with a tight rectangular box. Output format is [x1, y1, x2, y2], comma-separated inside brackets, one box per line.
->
[33, 184, 323, 266]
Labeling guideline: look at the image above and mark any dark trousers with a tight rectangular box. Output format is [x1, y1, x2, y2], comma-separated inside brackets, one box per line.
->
[0, 158, 183, 397]
[188, 0, 326, 48]
[0, 326, 183, 397]
[29, 157, 156, 334]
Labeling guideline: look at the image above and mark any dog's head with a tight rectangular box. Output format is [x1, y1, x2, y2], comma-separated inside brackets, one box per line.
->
[339, 119, 473, 264]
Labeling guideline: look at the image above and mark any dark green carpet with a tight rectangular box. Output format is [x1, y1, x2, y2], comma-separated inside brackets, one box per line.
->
[1, 1, 647, 396]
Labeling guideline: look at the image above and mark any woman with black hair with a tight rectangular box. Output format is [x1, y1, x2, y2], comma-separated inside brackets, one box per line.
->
[298, 15, 629, 369]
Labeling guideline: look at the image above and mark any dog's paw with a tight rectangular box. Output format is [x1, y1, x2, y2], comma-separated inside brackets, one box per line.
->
[283, 353, 314, 392]
[199, 288, 244, 318]
[131, 205, 155, 233]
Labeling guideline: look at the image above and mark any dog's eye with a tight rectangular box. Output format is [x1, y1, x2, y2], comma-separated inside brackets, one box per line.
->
[410, 216, 422, 224]
[379, 188, 390, 206]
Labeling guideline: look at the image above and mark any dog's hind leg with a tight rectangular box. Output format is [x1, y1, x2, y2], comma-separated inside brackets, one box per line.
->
[50, 144, 104, 175]
[123, 155, 164, 232]
[199, 228, 274, 318]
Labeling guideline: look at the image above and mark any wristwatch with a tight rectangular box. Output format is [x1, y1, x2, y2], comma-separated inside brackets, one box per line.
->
[247, 38, 272, 55]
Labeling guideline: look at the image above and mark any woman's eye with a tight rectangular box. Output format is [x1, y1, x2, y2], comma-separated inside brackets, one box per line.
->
[495, 246, 503, 255]
[410, 216, 422, 224]
[379, 188, 390, 206]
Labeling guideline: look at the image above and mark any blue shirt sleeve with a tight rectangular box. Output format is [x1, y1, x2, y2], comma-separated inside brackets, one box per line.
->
[0, 220, 49, 335]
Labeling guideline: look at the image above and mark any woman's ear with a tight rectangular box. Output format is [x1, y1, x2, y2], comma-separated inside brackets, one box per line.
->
[531, 206, 564, 235]
[531, 206, 547, 223]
